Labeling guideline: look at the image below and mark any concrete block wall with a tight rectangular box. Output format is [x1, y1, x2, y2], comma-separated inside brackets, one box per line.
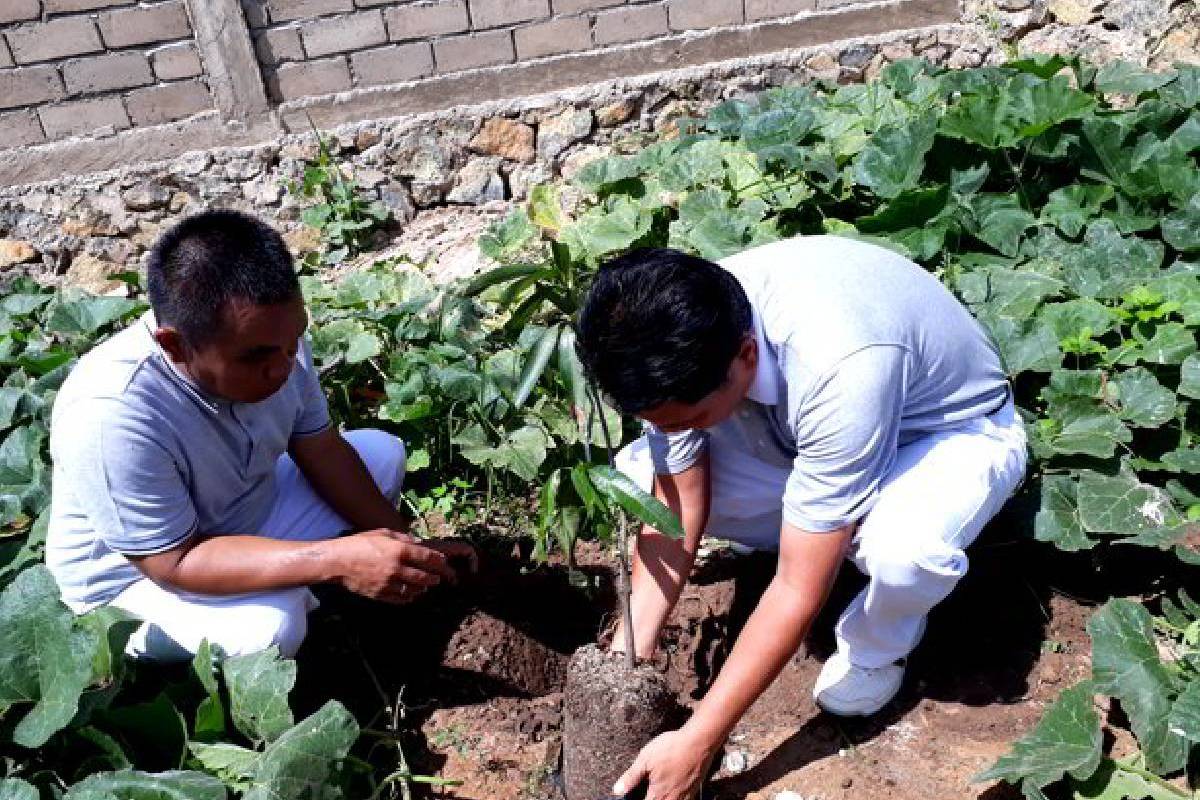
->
[246, 0, 888, 103]
[0, 1, 213, 149]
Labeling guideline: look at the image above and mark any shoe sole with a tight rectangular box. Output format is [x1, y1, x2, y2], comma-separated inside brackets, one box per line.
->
[814, 691, 897, 717]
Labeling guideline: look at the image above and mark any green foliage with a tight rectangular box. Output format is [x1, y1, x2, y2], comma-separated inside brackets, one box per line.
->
[286, 129, 390, 268]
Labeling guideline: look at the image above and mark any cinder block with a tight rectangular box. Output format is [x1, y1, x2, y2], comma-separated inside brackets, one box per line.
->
[668, 0, 743, 30]
[268, 55, 351, 100]
[98, 2, 192, 48]
[433, 30, 513, 72]
[0, 0, 39, 25]
[515, 16, 591, 59]
[0, 66, 65, 110]
[7, 18, 104, 65]
[39, 96, 130, 138]
[552, 0, 623, 13]
[0, 39, 12, 69]
[44, 0, 138, 14]
[351, 42, 433, 86]
[255, 26, 305, 65]
[266, 0, 353, 23]
[746, 0, 816, 18]
[468, 0, 548, 29]
[126, 79, 212, 125]
[0, 110, 45, 148]
[593, 4, 667, 44]
[301, 10, 386, 58]
[151, 42, 204, 79]
[384, 1, 469, 40]
[63, 52, 154, 95]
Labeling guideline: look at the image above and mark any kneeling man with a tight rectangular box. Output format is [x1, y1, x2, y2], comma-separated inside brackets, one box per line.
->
[46, 210, 473, 662]
[576, 237, 1027, 799]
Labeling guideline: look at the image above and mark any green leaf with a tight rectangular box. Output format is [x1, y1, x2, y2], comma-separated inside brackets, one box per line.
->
[0, 565, 97, 747]
[1180, 353, 1200, 398]
[243, 701, 358, 800]
[528, 184, 568, 233]
[852, 113, 936, 199]
[0, 779, 36, 800]
[1088, 599, 1189, 774]
[223, 647, 296, 745]
[1047, 405, 1132, 459]
[970, 195, 1037, 257]
[189, 742, 258, 788]
[514, 325, 561, 409]
[1138, 322, 1196, 365]
[1044, 220, 1165, 300]
[1040, 184, 1114, 238]
[975, 681, 1102, 791]
[1167, 681, 1200, 742]
[1077, 471, 1182, 535]
[191, 641, 225, 741]
[479, 209, 537, 261]
[344, 331, 381, 364]
[1035, 476, 1093, 551]
[573, 156, 641, 193]
[587, 465, 683, 538]
[64, 770, 226, 800]
[563, 198, 651, 260]
[1094, 60, 1175, 95]
[45, 296, 139, 336]
[1113, 368, 1176, 427]
[1040, 299, 1119, 340]
[942, 73, 1094, 149]
[1072, 758, 1186, 800]
[557, 327, 589, 427]
[1161, 192, 1200, 252]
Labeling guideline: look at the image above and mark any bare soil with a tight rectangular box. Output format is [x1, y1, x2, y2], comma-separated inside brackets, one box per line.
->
[294, 507, 1188, 800]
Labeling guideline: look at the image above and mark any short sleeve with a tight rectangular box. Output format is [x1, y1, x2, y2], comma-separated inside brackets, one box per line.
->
[292, 336, 331, 439]
[54, 402, 199, 555]
[783, 346, 907, 533]
[645, 423, 709, 475]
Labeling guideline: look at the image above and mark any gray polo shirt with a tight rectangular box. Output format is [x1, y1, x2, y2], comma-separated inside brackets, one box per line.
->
[45, 312, 331, 611]
[647, 236, 1009, 534]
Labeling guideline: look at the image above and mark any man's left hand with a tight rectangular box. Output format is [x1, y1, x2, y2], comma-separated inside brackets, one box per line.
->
[613, 727, 716, 800]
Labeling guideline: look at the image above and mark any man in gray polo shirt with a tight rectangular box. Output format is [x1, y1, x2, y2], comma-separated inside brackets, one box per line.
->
[46, 210, 474, 662]
[576, 238, 1027, 800]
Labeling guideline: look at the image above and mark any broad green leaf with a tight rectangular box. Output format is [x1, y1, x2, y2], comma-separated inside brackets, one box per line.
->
[981, 315, 1062, 375]
[344, 331, 381, 364]
[1077, 471, 1182, 534]
[573, 156, 641, 193]
[1095, 61, 1175, 95]
[942, 74, 1094, 149]
[45, 296, 139, 337]
[1167, 680, 1200, 742]
[659, 139, 729, 191]
[504, 425, 549, 482]
[1138, 322, 1196, 364]
[563, 198, 651, 260]
[1088, 599, 1189, 774]
[0, 425, 43, 485]
[970, 195, 1036, 257]
[855, 186, 949, 233]
[1072, 758, 1186, 800]
[556, 327, 589, 427]
[979, 270, 1065, 320]
[1040, 299, 1119, 340]
[0, 565, 96, 747]
[528, 184, 569, 233]
[243, 701, 358, 800]
[191, 640, 225, 741]
[1035, 477, 1093, 551]
[1113, 368, 1176, 427]
[224, 647, 296, 745]
[0, 780, 36, 800]
[587, 465, 684, 539]
[189, 742, 258, 788]
[460, 264, 550, 298]
[975, 681, 1102, 791]
[97, 692, 188, 770]
[479, 209, 537, 261]
[64, 770, 226, 800]
[1161, 192, 1200, 252]
[1160, 448, 1200, 473]
[1040, 184, 1114, 238]
[1047, 405, 1132, 459]
[1044, 220, 1165, 299]
[852, 113, 936, 199]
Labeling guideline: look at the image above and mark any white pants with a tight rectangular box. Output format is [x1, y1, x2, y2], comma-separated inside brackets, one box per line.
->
[111, 429, 407, 662]
[616, 400, 1027, 667]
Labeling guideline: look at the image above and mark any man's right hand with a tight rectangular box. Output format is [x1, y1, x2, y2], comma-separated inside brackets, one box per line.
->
[332, 529, 460, 604]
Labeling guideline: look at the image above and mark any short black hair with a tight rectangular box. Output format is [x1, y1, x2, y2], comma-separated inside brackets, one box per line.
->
[146, 210, 299, 345]
[576, 248, 752, 414]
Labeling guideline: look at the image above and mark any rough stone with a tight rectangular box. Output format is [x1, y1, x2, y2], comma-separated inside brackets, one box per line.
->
[838, 43, 874, 68]
[1047, 0, 1098, 25]
[378, 180, 415, 222]
[122, 181, 171, 212]
[447, 157, 505, 204]
[881, 40, 915, 61]
[806, 51, 840, 81]
[242, 178, 283, 205]
[174, 151, 213, 177]
[506, 161, 553, 199]
[283, 225, 323, 255]
[0, 239, 38, 268]
[537, 108, 593, 161]
[596, 99, 637, 127]
[559, 144, 607, 181]
[469, 118, 536, 163]
[356, 129, 383, 151]
[390, 130, 456, 204]
[63, 253, 124, 294]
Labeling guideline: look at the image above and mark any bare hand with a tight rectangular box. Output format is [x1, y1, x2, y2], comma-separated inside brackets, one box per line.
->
[334, 529, 458, 604]
[613, 728, 716, 800]
[424, 538, 480, 577]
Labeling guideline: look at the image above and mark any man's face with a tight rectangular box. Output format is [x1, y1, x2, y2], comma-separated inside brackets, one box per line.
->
[156, 295, 309, 404]
[637, 335, 757, 433]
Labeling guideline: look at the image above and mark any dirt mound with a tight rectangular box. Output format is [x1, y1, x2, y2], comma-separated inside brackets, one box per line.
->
[443, 610, 569, 698]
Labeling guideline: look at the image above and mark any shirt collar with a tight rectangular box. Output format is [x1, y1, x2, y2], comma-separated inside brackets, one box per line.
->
[139, 310, 222, 416]
[745, 308, 780, 406]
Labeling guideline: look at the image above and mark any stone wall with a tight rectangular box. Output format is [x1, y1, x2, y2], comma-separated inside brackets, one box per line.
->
[0, 0, 211, 150]
[0, 0, 1193, 291]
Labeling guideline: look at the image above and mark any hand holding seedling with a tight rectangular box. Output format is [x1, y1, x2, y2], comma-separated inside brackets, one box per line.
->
[333, 529, 470, 603]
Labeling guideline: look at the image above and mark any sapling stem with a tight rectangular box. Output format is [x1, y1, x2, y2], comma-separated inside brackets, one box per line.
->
[586, 376, 637, 671]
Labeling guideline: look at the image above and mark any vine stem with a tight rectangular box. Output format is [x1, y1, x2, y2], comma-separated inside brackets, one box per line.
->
[1111, 760, 1192, 798]
[586, 376, 637, 671]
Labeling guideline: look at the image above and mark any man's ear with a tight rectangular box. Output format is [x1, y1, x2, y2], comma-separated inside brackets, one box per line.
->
[739, 332, 758, 370]
[154, 326, 189, 364]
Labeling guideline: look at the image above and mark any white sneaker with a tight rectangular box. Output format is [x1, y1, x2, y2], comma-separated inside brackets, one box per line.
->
[812, 651, 904, 717]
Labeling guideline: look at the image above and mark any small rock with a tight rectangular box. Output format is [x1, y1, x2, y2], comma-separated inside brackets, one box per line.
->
[839, 44, 875, 68]
[807, 51, 841, 80]
[597, 99, 637, 128]
[722, 750, 749, 774]
[283, 226, 322, 256]
[447, 157, 505, 205]
[1048, 0, 1097, 24]
[225, 158, 264, 181]
[0, 239, 37, 268]
[537, 108, 594, 161]
[881, 40, 915, 61]
[174, 151, 212, 177]
[355, 129, 383, 151]
[355, 168, 388, 188]
[507, 162, 554, 200]
[378, 181, 415, 223]
[840, 777, 853, 789]
[64, 253, 124, 294]
[469, 117, 536, 163]
[995, 0, 1032, 9]
[948, 46, 986, 69]
[774, 792, 805, 800]
[122, 181, 171, 212]
[281, 139, 320, 161]
[559, 145, 608, 182]
[864, 53, 888, 82]
[169, 191, 193, 213]
[242, 179, 283, 206]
